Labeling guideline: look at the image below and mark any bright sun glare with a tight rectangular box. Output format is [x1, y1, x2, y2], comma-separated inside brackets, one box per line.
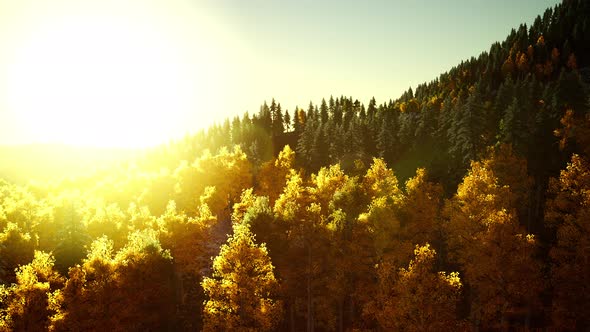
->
[4, 3, 211, 148]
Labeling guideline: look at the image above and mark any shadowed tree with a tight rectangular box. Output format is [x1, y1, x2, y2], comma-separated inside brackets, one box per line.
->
[366, 244, 463, 331]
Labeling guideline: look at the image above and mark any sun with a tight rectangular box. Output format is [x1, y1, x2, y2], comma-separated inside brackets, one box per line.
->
[4, 6, 206, 148]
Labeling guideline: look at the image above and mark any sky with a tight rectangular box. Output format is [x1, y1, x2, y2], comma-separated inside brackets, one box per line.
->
[0, 0, 560, 147]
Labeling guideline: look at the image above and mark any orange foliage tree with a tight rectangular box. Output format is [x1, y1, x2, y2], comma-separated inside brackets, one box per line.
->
[367, 244, 463, 331]
[446, 159, 542, 330]
[545, 154, 590, 329]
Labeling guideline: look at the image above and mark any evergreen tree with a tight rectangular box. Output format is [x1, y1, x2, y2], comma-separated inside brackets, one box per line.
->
[283, 109, 291, 132]
[320, 98, 329, 125]
[297, 116, 318, 170]
[449, 85, 488, 166]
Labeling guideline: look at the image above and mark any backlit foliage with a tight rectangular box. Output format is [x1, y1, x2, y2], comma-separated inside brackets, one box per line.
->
[446, 158, 542, 330]
[202, 224, 282, 332]
[50, 231, 176, 331]
[0, 138, 587, 330]
[0, 251, 63, 331]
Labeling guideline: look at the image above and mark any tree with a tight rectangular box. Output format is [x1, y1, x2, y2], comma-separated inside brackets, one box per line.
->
[363, 158, 403, 200]
[256, 145, 295, 205]
[367, 244, 463, 332]
[448, 84, 488, 167]
[0, 251, 63, 332]
[297, 116, 319, 170]
[545, 154, 590, 330]
[481, 145, 534, 230]
[174, 146, 253, 218]
[158, 200, 217, 330]
[446, 160, 542, 330]
[202, 224, 283, 331]
[283, 110, 291, 132]
[271, 100, 284, 137]
[499, 97, 529, 152]
[292, 107, 306, 137]
[320, 98, 329, 125]
[400, 168, 445, 261]
[376, 111, 398, 164]
[51, 231, 177, 331]
[0, 223, 35, 285]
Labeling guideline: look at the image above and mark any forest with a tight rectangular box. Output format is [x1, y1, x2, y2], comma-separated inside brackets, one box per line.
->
[1, 0, 590, 330]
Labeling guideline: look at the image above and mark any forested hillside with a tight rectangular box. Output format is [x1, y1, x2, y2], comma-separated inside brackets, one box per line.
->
[1, 0, 590, 331]
[147, 0, 589, 229]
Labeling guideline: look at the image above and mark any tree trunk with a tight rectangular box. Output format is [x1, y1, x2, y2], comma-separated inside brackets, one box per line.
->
[307, 245, 314, 332]
[289, 298, 296, 332]
[338, 300, 343, 332]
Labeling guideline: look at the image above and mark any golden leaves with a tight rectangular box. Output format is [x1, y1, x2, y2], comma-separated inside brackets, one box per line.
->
[202, 224, 282, 332]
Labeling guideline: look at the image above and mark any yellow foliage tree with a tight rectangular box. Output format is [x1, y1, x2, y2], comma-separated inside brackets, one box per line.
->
[51, 231, 176, 331]
[363, 158, 403, 202]
[310, 163, 348, 214]
[0, 251, 63, 332]
[202, 224, 283, 331]
[158, 200, 216, 330]
[0, 222, 36, 284]
[256, 145, 295, 205]
[446, 160, 542, 330]
[174, 146, 253, 219]
[401, 168, 445, 261]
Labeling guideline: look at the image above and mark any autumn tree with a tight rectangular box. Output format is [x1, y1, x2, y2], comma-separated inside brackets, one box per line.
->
[51, 231, 176, 331]
[81, 198, 128, 250]
[202, 223, 282, 332]
[446, 160, 542, 330]
[367, 244, 463, 331]
[256, 145, 295, 205]
[0, 223, 35, 284]
[0, 251, 63, 332]
[158, 199, 216, 330]
[174, 146, 253, 218]
[545, 154, 590, 330]
[400, 168, 445, 264]
[273, 170, 333, 331]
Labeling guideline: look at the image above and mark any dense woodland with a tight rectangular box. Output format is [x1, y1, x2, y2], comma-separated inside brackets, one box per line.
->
[1, 0, 590, 330]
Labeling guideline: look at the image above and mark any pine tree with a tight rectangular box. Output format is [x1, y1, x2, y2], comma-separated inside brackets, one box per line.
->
[320, 98, 329, 125]
[377, 113, 397, 164]
[271, 101, 284, 137]
[283, 109, 291, 132]
[449, 85, 488, 166]
[297, 116, 318, 170]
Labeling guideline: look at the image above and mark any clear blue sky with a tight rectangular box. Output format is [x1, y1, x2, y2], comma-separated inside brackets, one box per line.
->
[0, 0, 561, 146]
[210, 0, 560, 110]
